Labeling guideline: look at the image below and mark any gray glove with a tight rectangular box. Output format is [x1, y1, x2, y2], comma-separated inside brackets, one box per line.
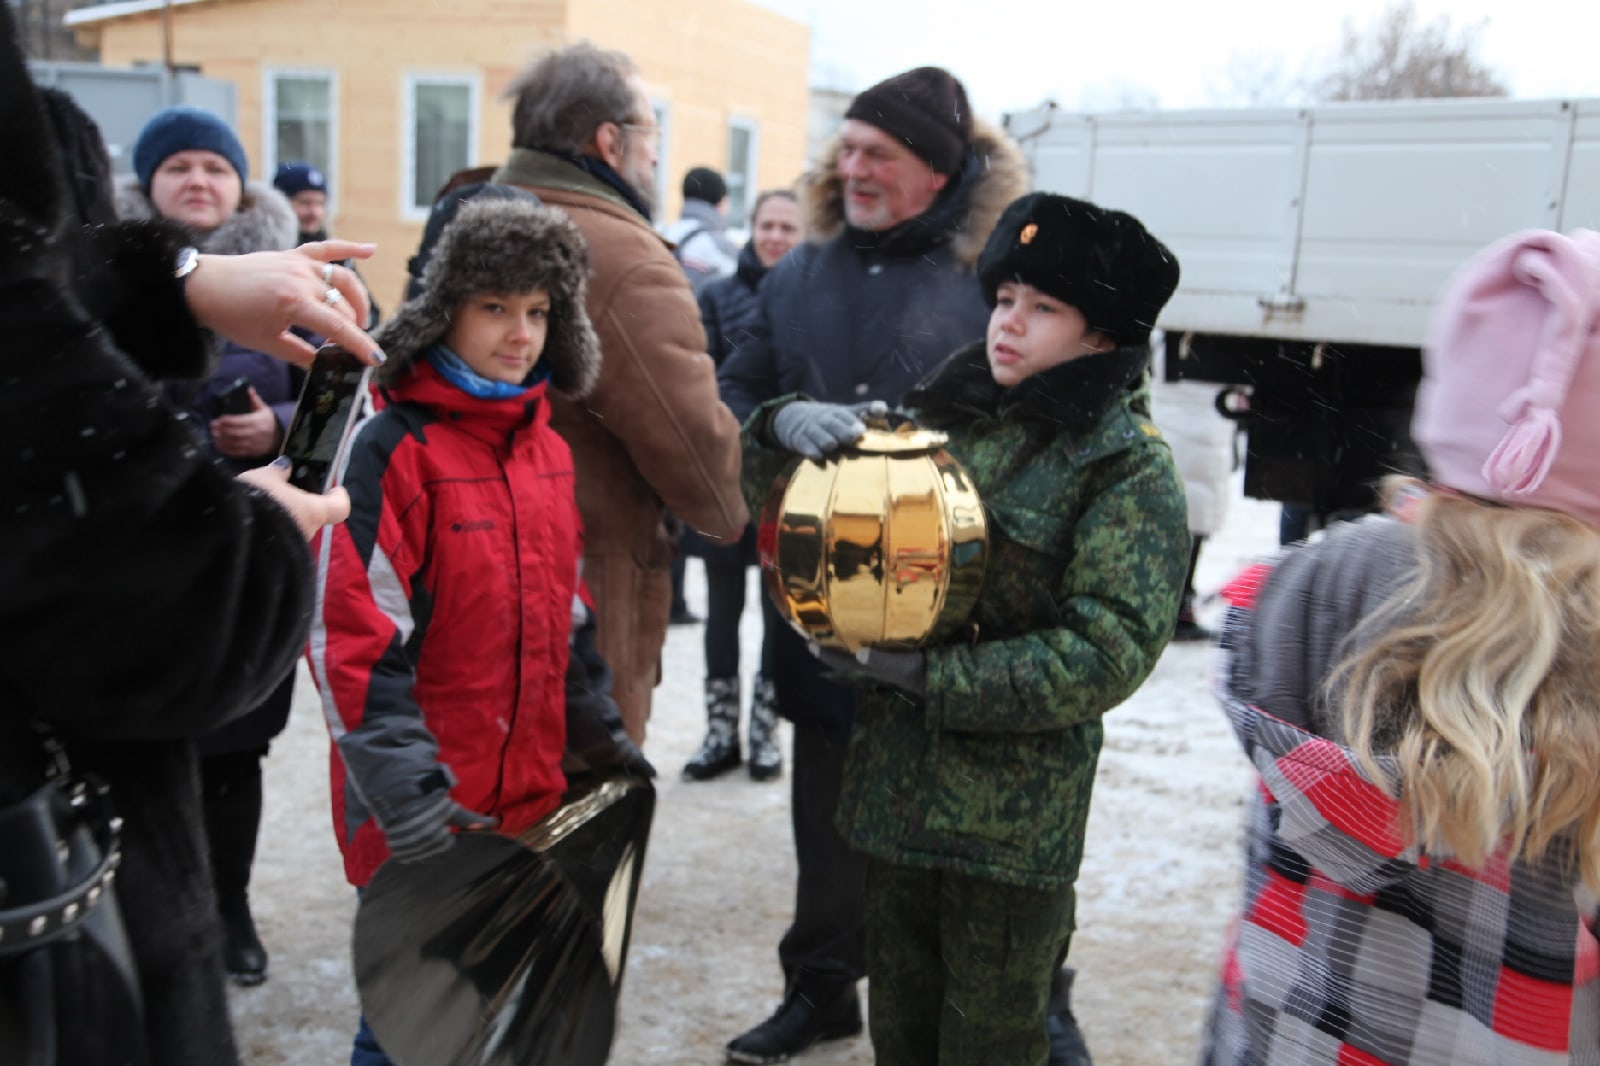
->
[808, 642, 926, 697]
[379, 791, 499, 864]
[770, 400, 886, 459]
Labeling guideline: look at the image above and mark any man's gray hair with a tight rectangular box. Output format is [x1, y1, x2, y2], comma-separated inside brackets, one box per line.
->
[503, 42, 641, 154]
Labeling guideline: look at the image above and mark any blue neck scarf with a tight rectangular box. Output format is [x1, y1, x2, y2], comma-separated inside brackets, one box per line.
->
[425, 343, 547, 400]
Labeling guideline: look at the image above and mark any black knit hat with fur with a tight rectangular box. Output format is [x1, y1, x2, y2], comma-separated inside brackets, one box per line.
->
[845, 66, 972, 176]
[375, 198, 601, 398]
[978, 192, 1180, 347]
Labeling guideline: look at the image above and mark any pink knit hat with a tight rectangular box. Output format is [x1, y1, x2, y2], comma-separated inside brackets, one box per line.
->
[1413, 228, 1600, 528]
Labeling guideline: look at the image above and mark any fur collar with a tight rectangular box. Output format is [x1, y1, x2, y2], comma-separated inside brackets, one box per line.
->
[495, 148, 653, 222]
[801, 117, 1029, 269]
[114, 179, 298, 255]
[909, 339, 1152, 434]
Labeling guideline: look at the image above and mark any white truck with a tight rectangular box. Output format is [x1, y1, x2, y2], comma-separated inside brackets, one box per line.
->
[1005, 97, 1600, 519]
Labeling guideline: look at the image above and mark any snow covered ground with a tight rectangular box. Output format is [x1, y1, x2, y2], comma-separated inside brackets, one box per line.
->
[231, 480, 1281, 1066]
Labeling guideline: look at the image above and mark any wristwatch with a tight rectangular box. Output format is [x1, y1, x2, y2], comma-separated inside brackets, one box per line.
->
[174, 246, 201, 282]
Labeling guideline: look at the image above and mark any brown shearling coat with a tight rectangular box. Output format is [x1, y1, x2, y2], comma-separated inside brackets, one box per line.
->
[494, 148, 747, 742]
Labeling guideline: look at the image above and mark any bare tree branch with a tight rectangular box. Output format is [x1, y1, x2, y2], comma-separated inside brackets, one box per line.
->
[1314, 1, 1507, 102]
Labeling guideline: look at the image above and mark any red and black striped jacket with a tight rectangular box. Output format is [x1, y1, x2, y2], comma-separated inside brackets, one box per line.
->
[1205, 518, 1600, 1065]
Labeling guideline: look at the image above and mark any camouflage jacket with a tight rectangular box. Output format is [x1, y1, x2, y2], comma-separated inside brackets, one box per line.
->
[744, 342, 1190, 889]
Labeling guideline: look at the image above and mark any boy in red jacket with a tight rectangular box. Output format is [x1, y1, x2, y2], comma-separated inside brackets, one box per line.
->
[307, 195, 648, 1066]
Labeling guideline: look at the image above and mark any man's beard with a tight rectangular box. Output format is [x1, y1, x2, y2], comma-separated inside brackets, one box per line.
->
[619, 142, 656, 214]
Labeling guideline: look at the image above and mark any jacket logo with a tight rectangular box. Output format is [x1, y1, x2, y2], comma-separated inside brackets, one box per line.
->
[451, 520, 496, 533]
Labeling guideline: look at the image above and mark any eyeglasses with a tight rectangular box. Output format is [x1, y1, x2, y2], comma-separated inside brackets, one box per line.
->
[619, 122, 661, 148]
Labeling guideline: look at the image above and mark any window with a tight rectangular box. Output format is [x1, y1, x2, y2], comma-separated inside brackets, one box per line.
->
[403, 74, 478, 219]
[265, 70, 336, 194]
[725, 118, 759, 228]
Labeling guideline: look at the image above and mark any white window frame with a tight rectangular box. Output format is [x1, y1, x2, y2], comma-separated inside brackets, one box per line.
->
[725, 116, 760, 229]
[262, 68, 339, 208]
[400, 72, 480, 222]
[651, 99, 672, 217]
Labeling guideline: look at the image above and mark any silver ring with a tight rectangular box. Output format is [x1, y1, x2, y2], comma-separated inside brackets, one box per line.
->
[323, 287, 343, 306]
[321, 262, 334, 284]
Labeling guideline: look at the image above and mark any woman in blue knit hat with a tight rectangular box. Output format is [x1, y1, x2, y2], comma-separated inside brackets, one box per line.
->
[116, 104, 305, 989]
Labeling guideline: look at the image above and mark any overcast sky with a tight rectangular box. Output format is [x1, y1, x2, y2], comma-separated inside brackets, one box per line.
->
[751, 0, 1600, 118]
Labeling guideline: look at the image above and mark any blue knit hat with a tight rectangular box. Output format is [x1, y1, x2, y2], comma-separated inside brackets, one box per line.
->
[273, 161, 326, 198]
[132, 106, 248, 188]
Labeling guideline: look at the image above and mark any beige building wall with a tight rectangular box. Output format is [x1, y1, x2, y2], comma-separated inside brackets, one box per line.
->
[569, 0, 810, 222]
[83, 0, 807, 309]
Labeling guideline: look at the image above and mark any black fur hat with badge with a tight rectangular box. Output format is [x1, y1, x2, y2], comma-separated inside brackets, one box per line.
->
[977, 192, 1180, 347]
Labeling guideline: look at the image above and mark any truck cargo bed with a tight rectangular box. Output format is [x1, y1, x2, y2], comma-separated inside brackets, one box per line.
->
[1007, 98, 1600, 348]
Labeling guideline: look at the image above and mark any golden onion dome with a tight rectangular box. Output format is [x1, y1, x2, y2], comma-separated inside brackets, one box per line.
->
[758, 419, 988, 653]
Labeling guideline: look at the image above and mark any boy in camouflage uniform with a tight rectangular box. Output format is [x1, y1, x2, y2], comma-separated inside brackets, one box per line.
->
[740, 192, 1190, 1064]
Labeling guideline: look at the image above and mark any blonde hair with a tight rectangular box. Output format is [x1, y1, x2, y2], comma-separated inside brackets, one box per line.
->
[1329, 477, 1600, 890]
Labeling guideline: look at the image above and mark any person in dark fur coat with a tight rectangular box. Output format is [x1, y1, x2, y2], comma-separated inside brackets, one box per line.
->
[116, 105, 309, 987]
[0, 8, 374, 1062]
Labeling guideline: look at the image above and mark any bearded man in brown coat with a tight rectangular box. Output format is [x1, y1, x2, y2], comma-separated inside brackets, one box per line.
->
[493, 43, 747, 743]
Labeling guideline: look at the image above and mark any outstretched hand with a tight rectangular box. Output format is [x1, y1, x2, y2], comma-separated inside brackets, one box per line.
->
[183, 241, 383, 368]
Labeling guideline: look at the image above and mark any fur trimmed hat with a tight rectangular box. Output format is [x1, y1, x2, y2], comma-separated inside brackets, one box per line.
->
[977, 192, 1180, 347]
[374, 197, 601, 399]
[1414, 227, 1600, 527]
[404, 181, 540, 301]
[132, 105, 248, 188]
[845, 66, 972, 177]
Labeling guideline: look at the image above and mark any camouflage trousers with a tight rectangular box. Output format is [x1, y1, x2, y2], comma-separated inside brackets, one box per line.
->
[864, 858, 1076, 1065]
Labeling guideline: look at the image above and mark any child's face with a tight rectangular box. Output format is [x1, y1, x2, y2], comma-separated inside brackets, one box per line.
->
[986, 281, 1112, 388]
[444, 289, 551, 387]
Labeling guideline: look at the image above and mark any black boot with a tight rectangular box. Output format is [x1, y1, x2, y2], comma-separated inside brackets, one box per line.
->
[218, 895, 268, 987]
[1172, 600, 1213, 643]
[683, 677, 742, 781]
[725, 975, 862, 1064]
[746, 673, 782, 781]
[1172, 534, 1212, 642]
[201, 751, 269, 986]
[1046, 967, 1092, 1066]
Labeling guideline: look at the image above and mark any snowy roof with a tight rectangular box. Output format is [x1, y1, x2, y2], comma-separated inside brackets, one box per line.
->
[65, 0, 226, 28]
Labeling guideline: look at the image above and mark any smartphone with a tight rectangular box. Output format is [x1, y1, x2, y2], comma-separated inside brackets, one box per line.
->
[280, 346, 372, 493]
[217, 377, 253, 415]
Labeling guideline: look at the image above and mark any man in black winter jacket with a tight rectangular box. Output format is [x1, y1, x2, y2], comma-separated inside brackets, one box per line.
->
[716, 66, 1031, 1065]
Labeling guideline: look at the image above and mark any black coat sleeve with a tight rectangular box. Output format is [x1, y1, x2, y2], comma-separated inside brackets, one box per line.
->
[698, 281, 727, 368]
[716, 257, 795, 424]
[0, 19, 312, 742]
[0, 273, 314, 741]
